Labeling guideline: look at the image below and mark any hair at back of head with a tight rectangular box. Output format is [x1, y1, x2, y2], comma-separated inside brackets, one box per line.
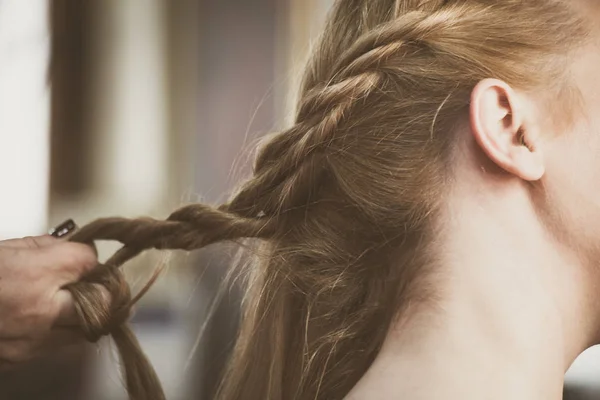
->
[63, 1, 590, 399]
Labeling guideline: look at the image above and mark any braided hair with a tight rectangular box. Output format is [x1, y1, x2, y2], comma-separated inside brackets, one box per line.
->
[63, 1, 589, 399]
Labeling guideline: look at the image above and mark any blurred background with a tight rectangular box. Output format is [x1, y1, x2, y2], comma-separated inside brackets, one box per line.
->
[0, 0, 599, 399]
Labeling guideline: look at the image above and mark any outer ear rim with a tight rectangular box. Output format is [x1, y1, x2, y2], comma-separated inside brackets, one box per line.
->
[469, 79, 544, 182]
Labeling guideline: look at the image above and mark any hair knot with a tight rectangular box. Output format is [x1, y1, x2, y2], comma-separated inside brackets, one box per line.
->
[64, 264, 132, 343]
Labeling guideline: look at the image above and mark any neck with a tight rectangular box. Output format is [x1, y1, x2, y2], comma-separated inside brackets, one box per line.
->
[348, 182, 599, 400]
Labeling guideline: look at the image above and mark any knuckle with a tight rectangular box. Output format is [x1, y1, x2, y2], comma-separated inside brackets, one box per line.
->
[63, 243, 98, 270]
[16, 305, 49, 330]
[22, 236, 40, 248]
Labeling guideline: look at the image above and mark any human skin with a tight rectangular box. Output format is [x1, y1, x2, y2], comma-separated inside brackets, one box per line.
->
[0, 234, 98, 369]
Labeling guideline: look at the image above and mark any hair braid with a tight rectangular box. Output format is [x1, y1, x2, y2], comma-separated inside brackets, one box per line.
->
[300, 0, 457, 96]
[256, 5, 467, 173]
[246, 9, 455, 219]
[55, 1, 591, 399]
[257, 0, 579, 191]
[331, 10, 452, 79]
[71, 204, 275, 251]
[228, 153, 331, 218]
[60, 204, 277, 400]
[219, 1, 590, 400]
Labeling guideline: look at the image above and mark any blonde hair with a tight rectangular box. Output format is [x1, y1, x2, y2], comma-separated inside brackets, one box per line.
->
[64, 1, 589, 399]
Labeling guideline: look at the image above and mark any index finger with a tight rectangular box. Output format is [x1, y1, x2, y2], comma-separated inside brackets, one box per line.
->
[21, 242, 100, 285]
[0, 235, 59, 249]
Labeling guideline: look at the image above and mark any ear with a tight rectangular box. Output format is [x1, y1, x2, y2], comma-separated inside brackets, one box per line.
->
[470, 79, 544, 181]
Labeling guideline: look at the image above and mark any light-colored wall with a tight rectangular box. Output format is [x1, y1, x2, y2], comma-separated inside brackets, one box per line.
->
[0, 0, 50, 239]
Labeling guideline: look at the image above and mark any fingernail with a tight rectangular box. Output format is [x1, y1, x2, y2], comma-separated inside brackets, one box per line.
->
[49, 219, 78, 238]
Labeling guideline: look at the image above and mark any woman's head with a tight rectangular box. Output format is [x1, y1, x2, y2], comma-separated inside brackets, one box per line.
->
[219, 1, 594, 398]
[63, 1, 600, 399]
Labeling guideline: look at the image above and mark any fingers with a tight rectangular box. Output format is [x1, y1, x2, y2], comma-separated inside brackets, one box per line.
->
[0, 328, 86, 372]
[28, 242, 99, 284]
[53, 290, 79, 327]
[0, 235, 59, 249]
[39, 328, 86, 353]
[0, 237, 99, 284]
[48, 219, 78, 239]
[53, 284, 112, 328]
[0, 218, 89, 253]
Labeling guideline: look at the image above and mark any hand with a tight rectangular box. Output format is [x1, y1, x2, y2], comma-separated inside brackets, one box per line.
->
[0, 235, 99, 370]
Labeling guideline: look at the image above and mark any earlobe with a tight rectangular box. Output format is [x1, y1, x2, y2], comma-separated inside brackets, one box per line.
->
[469, 79, 544, 181]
